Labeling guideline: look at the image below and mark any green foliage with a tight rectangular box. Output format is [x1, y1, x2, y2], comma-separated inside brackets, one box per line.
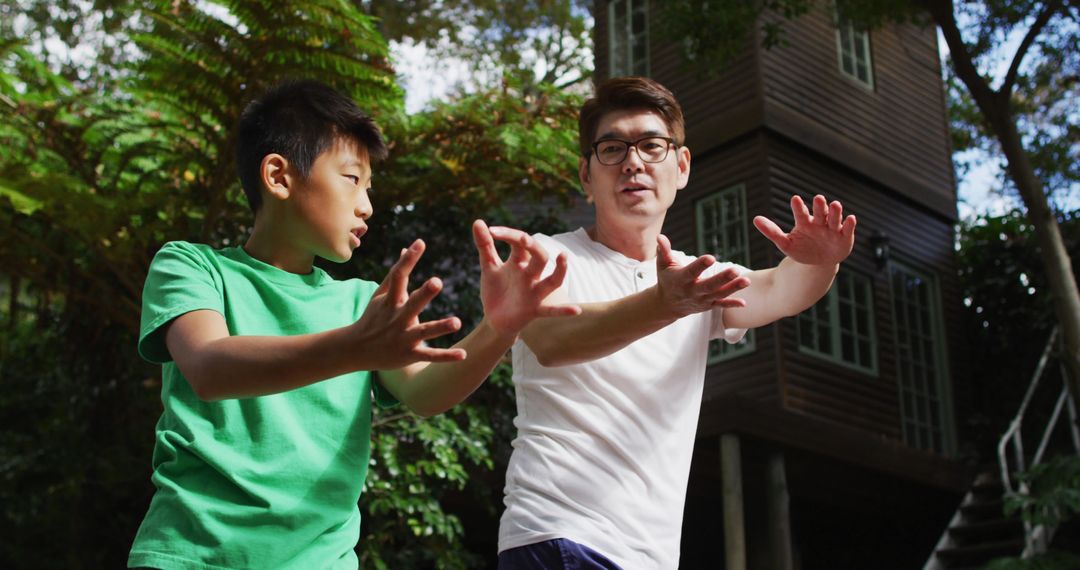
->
[1004, 455, 1080, 528]
[984, 455, 1080, 570]
[366, 0, 593, 93]
[954, 210, 1080, 461]
[1, 1, 583, 568]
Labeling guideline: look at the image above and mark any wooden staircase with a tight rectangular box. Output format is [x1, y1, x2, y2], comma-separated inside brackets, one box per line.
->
[925, 471, 1025, 570]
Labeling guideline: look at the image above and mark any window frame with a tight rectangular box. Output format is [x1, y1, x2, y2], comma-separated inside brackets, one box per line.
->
[695, 183, 754, 364]
[797, 269, 879, 376]
[888, 259, 955, 455]
[835, 13, 874, 90]
[608, 0, 650, 77]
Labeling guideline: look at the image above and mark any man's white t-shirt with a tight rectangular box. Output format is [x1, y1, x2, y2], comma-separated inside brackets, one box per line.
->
[498, 228, 748, 570]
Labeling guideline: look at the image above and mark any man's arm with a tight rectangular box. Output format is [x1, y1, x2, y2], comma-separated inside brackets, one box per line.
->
[375, 220, 580, 417]
[164, 240, 467, 402]
[520, 234, 750, 367]
[520, 194, 856, 367]
[723, 194, 857, 329]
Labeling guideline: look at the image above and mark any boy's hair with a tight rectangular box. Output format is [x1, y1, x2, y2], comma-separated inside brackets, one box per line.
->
[578, 76, 686, 158]
[236, 79, 389, 212]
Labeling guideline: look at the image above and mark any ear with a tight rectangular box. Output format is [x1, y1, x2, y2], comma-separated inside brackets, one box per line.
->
[675, 146, 691, 190]
[261, 154, 291, 201]
[578, 156, 593, 202]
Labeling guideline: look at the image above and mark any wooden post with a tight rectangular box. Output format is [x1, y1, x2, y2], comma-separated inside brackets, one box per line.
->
[767, 451, 794, 570]
[721, 434, 746, 570]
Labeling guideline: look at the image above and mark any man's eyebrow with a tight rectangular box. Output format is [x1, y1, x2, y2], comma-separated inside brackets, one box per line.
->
[595, 129, 665, 141]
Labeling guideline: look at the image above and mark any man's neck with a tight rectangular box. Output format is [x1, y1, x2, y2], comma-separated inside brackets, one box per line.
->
[586, 219, 663, 262]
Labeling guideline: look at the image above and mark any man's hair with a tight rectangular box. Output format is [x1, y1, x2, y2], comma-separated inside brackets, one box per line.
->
[236, 79, 389, 212]
[578, 76, 686, 158]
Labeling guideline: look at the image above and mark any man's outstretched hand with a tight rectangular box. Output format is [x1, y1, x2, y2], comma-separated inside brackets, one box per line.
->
[475, 220, 581, 336]
[753, 194, 856, 266]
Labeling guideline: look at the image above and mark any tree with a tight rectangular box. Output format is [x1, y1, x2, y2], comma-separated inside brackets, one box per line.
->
[0, 0, 582, 567]
[364, 0, 593, 95]
[658, 0, 1080, 408]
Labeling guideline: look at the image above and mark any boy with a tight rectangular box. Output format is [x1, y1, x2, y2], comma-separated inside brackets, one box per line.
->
[129, 79, 577, 568]
[497, 76, 857, 569]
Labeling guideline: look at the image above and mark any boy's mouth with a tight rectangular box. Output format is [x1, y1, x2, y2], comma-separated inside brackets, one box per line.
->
[349, 227, 366, 247]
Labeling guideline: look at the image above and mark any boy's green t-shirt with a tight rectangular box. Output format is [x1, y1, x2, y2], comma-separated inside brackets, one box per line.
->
[130, 241, 396, 570]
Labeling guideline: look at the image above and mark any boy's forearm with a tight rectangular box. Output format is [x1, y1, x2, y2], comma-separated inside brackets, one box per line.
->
[383, 319, 517, 417]
[520, 286, 680, 368]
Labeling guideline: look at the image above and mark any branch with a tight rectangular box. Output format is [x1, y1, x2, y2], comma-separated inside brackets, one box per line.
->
[920, 0, 1001, 114]
[1001, 1, 1063, 98]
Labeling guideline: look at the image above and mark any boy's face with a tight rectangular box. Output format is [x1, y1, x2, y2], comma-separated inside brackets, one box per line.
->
[287, 138, 374, 263]
[578, 109, 690, 230]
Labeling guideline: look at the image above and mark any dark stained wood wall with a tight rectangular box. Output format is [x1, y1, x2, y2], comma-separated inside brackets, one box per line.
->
[759, 8, 957, 217]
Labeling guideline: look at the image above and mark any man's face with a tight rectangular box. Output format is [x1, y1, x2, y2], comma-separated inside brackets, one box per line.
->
[579, 108, 690, 230]
[288, 138, 374, 263]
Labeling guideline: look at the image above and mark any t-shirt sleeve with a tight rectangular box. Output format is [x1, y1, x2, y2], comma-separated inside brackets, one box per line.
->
[138, 241, 225, 364]
[707, 261, 752, 343]
[371, 379, 399, 409]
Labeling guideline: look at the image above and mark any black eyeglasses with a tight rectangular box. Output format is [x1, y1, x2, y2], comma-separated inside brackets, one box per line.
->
[589, 136, 677, 166]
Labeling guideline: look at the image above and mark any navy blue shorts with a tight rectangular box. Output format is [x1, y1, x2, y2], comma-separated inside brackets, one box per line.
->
[498, 538, 624, 570]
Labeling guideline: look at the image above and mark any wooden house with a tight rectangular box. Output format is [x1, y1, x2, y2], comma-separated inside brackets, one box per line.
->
[595, 1, 981, 568]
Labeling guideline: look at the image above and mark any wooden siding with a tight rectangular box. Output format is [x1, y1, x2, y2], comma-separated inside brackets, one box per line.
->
[759, 9, 957, 217]
[764, 134, 964, 443]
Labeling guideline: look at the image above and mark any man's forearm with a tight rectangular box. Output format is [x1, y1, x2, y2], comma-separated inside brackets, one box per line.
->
[520, 286, 681, 368]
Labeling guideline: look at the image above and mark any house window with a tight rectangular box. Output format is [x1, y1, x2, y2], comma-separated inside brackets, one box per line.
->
[609, 0, 649, 77]
[836, 15, 873, 88]
[696, 184, 753, 363]
[798, 270, 878, 374]
[890, 262, 951, 454]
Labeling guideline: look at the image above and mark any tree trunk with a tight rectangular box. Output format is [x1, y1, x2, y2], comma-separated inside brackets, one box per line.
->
[988, 111, 1080, 410]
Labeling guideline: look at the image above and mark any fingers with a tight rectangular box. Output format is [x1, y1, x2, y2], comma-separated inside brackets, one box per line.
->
[488, 225, 538, 268]
[791, 195, 813, 226]
[827, 200, 843, 231]
[472, 219, 501, 267]
[679, 254, 716, 280]
[534, 252, 569, 299]
[656, 234, 678, 269]
[753, 215, 790, 251]
[810, 195, 828, 226]
[411, 346, 468, 363]
[408, 315, 463, 342]
[400, 276, 444, 319]
[385, 239, 425, 301]
[841, 214, 857, 240]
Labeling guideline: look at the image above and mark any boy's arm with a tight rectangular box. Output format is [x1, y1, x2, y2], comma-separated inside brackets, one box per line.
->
[165, 241, 466, 401]
[722, 194, 857, 329]
[376, 220, 581, 417]
[519, 194, 856, 367]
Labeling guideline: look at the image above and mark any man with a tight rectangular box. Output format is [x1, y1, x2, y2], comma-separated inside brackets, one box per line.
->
[496, 76, 856, 569]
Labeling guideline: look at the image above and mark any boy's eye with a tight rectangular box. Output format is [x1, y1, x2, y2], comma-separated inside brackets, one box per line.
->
[344, 175, 360, 185]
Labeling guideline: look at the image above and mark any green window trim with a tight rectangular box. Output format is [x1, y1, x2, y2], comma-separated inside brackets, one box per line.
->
[889, 260, 954, 455]
[797, 269, 879, 375]
[609, 0, 650, 77]
[835, 14, 874, 89]
[695, 184, 754, 364]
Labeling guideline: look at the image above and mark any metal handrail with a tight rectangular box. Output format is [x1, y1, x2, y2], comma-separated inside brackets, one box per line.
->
[996, 326, 1080, 557]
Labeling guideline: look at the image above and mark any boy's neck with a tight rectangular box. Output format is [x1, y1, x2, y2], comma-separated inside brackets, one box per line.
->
[244, 214, 316, 275]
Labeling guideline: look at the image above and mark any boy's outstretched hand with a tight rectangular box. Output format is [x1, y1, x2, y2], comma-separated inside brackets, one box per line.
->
[354, 239, 467, 370]
[475, 220, 582, 336]
[753, 194, 857, 266]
